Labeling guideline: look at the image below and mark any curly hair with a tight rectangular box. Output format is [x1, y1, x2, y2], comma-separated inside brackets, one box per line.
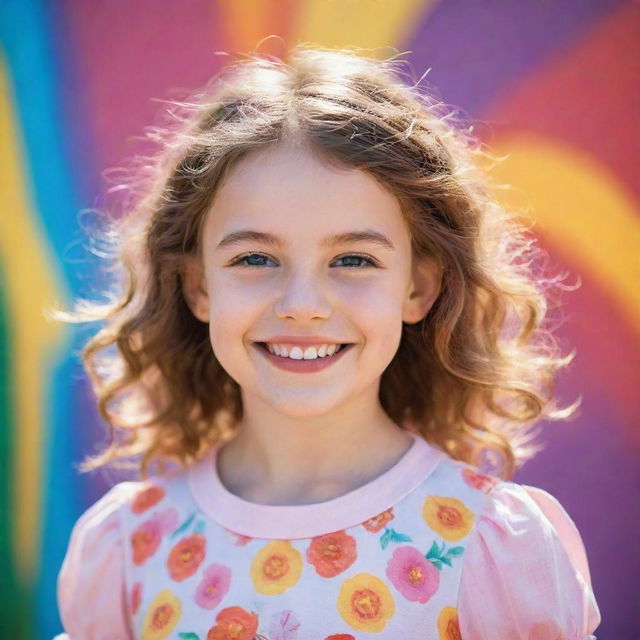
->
[49, 44, 579, 481]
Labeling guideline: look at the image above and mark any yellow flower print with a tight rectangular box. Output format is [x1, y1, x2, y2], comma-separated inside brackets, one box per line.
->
[141, 590, 181, 640]
[437, 606, 461, 640]
[337, 573, 395, 633]
[423, 496, 475, 541]
[250, 540, 303, 595]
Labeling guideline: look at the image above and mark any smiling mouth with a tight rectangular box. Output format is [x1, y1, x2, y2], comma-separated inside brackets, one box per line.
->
[255, 342, 350, 359]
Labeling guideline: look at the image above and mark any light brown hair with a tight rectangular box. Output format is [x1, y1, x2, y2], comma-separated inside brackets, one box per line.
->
[50, 45, 579, 481]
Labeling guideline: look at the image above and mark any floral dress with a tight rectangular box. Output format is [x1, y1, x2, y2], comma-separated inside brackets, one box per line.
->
[55, 432, 601, 639]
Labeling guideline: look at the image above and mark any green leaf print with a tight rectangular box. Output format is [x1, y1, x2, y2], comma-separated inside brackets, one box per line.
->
[380, 527, 413, 550]
[178, 633, 199, 640]
[380, 528, 392, 550]
[389, 529, 412, 543]
[194, 520, 206, 534]
[171, 513, 195, 539]
[425, 540, 465, 571]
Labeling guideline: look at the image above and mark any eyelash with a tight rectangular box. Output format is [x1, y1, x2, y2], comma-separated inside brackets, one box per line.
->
[229, 252, 380, 269]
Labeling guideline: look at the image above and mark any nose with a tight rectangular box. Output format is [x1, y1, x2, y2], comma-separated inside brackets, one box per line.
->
[273, 267, 332, 321]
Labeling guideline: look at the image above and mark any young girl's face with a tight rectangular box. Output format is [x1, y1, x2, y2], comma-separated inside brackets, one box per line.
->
[182, 142, 440, 419]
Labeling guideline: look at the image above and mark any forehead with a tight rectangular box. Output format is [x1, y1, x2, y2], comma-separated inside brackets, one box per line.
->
[203, 143, 410, 247]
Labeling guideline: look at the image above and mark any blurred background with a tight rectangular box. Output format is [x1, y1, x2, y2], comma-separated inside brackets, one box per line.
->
[1, 1, 638, 638]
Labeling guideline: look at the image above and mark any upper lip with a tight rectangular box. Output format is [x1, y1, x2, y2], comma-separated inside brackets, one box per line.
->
[257, 336, 352, 345]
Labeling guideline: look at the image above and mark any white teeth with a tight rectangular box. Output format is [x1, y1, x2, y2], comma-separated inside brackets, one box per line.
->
[265, 343, 343, 360]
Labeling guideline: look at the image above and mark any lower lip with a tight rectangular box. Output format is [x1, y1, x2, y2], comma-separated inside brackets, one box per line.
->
[253, 343, 353, 373]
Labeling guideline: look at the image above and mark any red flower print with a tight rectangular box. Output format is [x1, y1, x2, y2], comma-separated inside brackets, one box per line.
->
[130, 508, 179, 566]
[206, 606, 259, 640]
[325, 636, 356, 640]
[131, 485, 166, 514]
[225, 528, 253, 546]
[462, 467, 498, 494]
[307, 531, 357, 578]
[386, 546, 440, 603]
[362, 508, 394, 533]
[167, 534, 206, 581]
[195, 563, 231, 609]
[131, 582, 142, 615]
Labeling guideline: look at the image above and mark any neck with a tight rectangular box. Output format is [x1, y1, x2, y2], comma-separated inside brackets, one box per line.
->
[216, 395, 414, 506]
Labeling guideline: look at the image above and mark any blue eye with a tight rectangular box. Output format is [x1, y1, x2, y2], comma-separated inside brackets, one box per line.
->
[333, 254, 378, 268]
[231, 253, 277, 267]
[230, 253, 379, 268]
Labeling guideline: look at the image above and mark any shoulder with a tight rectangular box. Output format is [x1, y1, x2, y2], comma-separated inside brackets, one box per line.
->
[456, 476, 601, 639]
[56, 472, 192, 637]
[56, 481, 141, 638]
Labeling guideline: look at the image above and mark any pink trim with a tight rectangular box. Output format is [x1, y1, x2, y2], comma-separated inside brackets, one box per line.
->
[187, 431, 445, 539]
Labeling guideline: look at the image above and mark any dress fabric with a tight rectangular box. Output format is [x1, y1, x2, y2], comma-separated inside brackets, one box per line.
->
[54, 432, 601, 639]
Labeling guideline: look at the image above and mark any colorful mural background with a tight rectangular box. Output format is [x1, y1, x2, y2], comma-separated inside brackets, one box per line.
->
[1, 1, 638, 638]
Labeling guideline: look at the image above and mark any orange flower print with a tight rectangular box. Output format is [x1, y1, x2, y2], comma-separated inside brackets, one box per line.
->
[141, 590, 181, 640]
[131, 508, 179, 566]
[131, 581, 142, 615]
[337, 573, 395, 632]
[167, 534, 206, 581]
[206, 606, 259, 640]
[362, 508, 394, 533]
[437, 606, 461, 640]
[423, 496, 475, 541]
[307, 531, 357, 578]
[131, 485, 166, 514]
[462, 467, 498, 494]
[195, 563, 231, 609]
[251, 541, 303, 595]
[386, 546, 440, 603]
[131, 518, 162, 566]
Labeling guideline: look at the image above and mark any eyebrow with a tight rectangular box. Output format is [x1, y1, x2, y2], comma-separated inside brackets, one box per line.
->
[216, 229, 395, 251]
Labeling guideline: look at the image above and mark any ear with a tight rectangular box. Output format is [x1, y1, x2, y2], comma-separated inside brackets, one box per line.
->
[402, 254, 442, 325]
[181, 255, 210, 323]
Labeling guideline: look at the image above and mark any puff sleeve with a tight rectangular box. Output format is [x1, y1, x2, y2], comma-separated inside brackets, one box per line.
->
[458, 481, 601, 640]
[54, 484, 136, 640]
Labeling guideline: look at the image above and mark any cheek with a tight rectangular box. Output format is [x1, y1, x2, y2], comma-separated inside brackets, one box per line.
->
[206, 290, 255, 357]
[343, 285, 405, 356]
[343, 280, 405, 324]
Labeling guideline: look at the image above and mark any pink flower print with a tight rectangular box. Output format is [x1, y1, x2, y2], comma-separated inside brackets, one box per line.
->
[155, 507, 180, 535]
[386, 546, 440, 603]
[131, 508, 179, 566]
[269, 609, 301, 640]
[195, 563, 232, 609]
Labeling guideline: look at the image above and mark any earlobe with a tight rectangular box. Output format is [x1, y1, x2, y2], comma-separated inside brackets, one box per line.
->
[181, 256, 210, 323]
[402, 256, 442, 325]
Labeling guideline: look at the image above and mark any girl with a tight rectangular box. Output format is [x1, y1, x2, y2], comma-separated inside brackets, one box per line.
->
[54, 46, 601, 639]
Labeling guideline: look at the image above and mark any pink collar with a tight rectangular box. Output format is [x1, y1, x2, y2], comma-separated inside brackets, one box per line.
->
[187, 431, 445, 539]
